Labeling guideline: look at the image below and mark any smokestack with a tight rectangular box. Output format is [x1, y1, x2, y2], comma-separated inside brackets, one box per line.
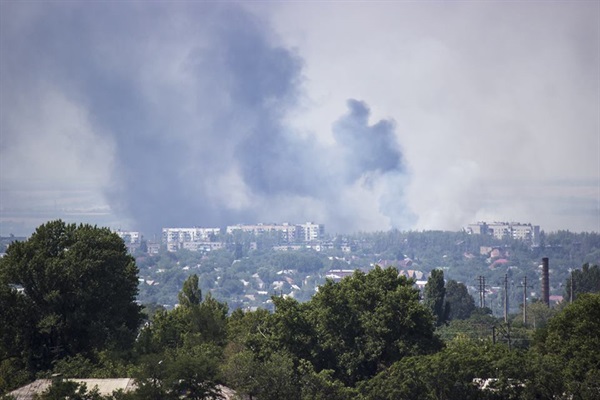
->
[542, 257, 550, 307]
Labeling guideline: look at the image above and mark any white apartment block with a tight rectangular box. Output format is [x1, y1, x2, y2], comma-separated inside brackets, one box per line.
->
[465, 222, 540, 244]
[298, 222, 325, 242]
[226, 222, 324, 243]
[226, 223, 298, 243]
[114, 230, 141, 244]
[180, 241, 224, 252]
[162, 227, 221, 244]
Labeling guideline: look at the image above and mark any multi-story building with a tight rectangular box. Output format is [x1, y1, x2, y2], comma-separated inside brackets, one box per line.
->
[465, 222, 488, 235]
[297, 222, 325, 242]
[114, 230, 141, 244]
[162, 227, 222, 252]
[114, 230, 142, 253]
[181, 241, 224, 252]
[162, 227, 221, 243]
[465, 221, 540, 244]
[487, 223, 512, 240]
[226, 222, 324, 244]
[226, 223, 296, 242]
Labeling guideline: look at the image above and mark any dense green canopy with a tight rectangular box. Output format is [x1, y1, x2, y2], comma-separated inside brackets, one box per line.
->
[0, 220, 142, 373]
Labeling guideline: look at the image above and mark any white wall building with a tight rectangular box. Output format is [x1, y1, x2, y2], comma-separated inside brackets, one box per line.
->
[226, 222, 324, 243]
[465, 221, 540, 244]
[162, 227, 222, 252]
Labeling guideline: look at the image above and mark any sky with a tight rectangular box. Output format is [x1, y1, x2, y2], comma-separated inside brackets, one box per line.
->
[1, 1, 599, 237]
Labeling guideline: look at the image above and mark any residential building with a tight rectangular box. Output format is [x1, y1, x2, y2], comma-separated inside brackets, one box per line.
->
[297, 222, 325, 242]
[226, 222, 324, 244]
[162, 227, 222, 252]
[226, 222, 297, 242]
[162, 227, 221, 243]
[465, 221, 540, 244]
[114, 230, 141, 245]
[113, 230, 141, 253]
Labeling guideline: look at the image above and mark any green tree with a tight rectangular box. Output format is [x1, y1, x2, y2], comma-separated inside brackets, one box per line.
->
[526, 301, 556, 330]
[306, 266, 440, 385]
[163, 345, 221, 400]
[0, 220, 142, 373]
[536, 293, 600, 397]
[221, 350, 299, 400]
[138, 272, 229, 355]
[424, 269, 450, 326]
[297, 359, 357, 400]
[178, 275, 201, 307]
[445, 280, 476, 320]
[564, 263, 600, 302]
[359, 338, 527, 400]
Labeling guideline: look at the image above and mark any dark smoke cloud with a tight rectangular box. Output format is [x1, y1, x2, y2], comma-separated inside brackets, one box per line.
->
[333, 99, 404, 183]
[1, 2, 413, 235]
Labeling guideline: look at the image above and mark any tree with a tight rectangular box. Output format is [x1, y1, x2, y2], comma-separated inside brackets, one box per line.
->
[359, 338, 527, 400]
[445, 280, 476, 320]
[163, 345, 222, 400]
[564, 263, 600, 302]
[305, 266, 441, 385]
[424, 269, 450, 326]
[297, 359, 357, 400]
[220, 350, 299, 400]
[0, 220, 142, 373]
[446, 280, 475, 320]
[536, 293, 600, 396]
[178, 275, 201, 307]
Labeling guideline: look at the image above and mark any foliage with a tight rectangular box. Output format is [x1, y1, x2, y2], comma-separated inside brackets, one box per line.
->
[297, 359, 358, 400]
[424, 269, 450, 326]
[445, 280, 476, 320]
[179, 274, 201, 307]
[535, 293, 600, 397]
[564, 263, 600, 302]
[220, 350, 299, 400]
[358, 338, 528, 400]
[5, 222, 600, 399]
[0, 220, 142, 383]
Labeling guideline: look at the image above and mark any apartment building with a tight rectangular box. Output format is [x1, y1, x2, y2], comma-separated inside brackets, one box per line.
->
[114, 230, 142, 253]
[162, 227, 222, 252]
[226, 223, 297, 242]
[162, 227, 221, 243]
[297, 222, 325, 242]
[465, 221, 540, 244]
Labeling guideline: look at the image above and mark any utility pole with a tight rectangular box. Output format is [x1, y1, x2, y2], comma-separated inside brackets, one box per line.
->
[570, 268, 574, 303]
[504, 274, 509, 323]
[517, 276, 533, 325]
[478, 276, 486, 308]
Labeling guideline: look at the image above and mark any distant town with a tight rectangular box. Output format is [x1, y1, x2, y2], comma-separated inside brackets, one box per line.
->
[114, 220, 541, 255]
[4, 219, 590, 315]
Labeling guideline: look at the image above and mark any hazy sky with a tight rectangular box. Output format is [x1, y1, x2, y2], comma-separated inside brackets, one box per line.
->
[1, 1, 598, 237]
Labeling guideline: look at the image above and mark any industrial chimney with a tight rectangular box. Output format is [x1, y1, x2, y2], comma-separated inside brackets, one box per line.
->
[541, 257, 550, 306]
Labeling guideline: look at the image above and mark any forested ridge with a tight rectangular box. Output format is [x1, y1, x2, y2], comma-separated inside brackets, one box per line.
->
[1, 221, 599, 399]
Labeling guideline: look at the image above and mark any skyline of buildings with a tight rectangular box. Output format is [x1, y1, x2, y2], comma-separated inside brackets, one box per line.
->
[112, 220, 543, 254]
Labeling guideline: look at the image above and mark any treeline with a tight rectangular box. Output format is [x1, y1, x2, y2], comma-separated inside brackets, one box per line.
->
[1, 221, 600, 399]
